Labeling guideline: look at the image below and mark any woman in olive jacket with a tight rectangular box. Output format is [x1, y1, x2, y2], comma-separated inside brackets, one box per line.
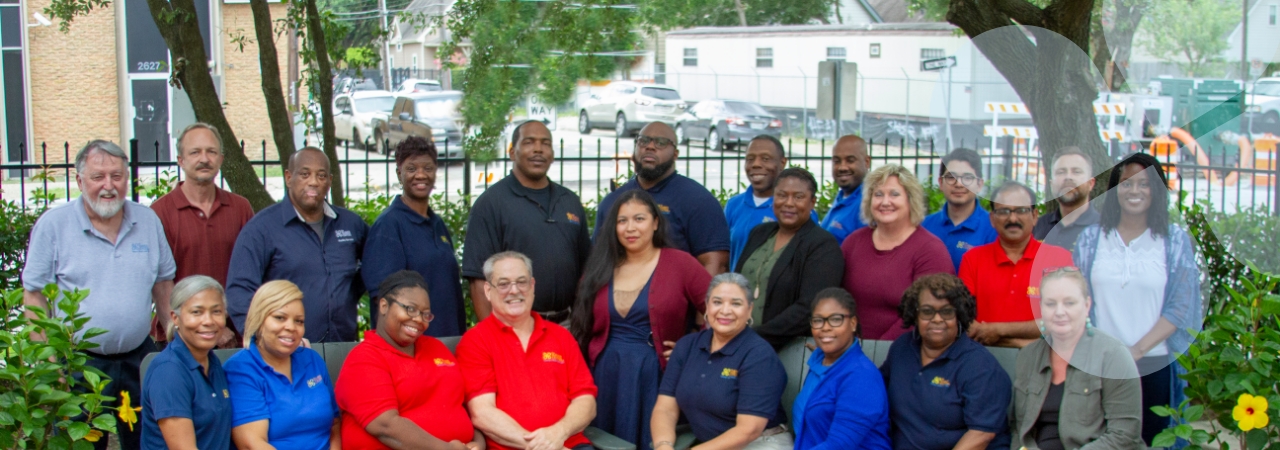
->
[736, 168, 845, 349]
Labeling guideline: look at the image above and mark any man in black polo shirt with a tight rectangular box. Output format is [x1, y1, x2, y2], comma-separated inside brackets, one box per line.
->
[462, 120, 591, 324]
[1033, 146, 1101, 250]
[596, 121, 730, 275]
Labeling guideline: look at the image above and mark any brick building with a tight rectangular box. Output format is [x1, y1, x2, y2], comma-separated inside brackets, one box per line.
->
[2, 0, 296, 173]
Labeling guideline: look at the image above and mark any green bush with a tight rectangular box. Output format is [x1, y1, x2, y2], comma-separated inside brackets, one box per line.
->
[0, 201, 44, 292]
[0, 285, 118, 449]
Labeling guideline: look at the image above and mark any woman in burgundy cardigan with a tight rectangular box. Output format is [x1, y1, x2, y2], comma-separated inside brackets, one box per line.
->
[570, 189, 711, 449]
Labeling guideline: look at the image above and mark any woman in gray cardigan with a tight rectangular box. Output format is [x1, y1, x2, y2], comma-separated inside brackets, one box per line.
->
[1012, 268, 1145, 450]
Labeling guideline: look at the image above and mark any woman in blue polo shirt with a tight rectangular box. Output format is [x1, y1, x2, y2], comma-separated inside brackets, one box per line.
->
[791, 287, 891, 450]
[361, 135, 466, 336]
[141, 275, 233, 450]
[225, 280, 339, 449]
[651, 273, 790, 450]
[881, 274, 1011, 449]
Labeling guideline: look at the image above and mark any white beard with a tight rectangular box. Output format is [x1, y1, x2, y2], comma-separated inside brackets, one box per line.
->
[85, 190, 124, 218]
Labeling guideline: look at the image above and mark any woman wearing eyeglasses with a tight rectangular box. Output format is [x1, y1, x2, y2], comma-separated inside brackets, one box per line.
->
[336, 271, 483, 450]
[840, 164, 955, 341]
[880, 274, 1011, 450]
[1012, 268, 1143, 450]
[791, 287, 891, 450]
[570, 189, 710, 448]
[736, 168, 845, 349]
[1072, 152, 1202, 445]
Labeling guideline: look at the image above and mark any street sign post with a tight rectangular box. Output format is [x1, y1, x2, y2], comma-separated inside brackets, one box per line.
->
[920, 56, 957, 72]
[526, 96, 557, 131]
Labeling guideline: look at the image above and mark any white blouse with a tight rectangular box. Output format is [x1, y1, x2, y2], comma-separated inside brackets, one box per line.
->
[1089, 228, 1169, 357]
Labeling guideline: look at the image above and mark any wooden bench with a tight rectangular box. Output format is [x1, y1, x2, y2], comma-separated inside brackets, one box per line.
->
[140, 337, 1022, 450]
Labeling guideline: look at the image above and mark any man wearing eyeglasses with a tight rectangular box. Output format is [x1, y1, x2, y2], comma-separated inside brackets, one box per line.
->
[227, 147, 369, 343]
[957, 181, 1073, 348]
[463, 120, 592, 324]
[596, 121, 731, 275]
[921, 148, 998, 271]
[1032, 146, 1100, 250]
[457, 252, 598, 450]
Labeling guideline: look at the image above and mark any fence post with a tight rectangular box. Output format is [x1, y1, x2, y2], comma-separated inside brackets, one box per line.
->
[130, 139, 141, 203]
[1274, 152, 1279, 216]
[463, 149, 472, 198]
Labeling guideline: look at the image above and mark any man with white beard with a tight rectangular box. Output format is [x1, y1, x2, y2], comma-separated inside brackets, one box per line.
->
[1032, 146, 1101, 250]
[23, 140, 177, 450]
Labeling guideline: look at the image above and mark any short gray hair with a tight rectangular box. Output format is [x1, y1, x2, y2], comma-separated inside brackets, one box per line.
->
[482, 251, 534, 281]
[708, 272, 755, 305]
[168, 275, 226, 341]
[75, 140, 129, 175]
[177, 122, 223, 155]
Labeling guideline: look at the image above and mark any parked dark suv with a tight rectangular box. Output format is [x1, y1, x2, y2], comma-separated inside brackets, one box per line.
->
[675, 100, 782, 151]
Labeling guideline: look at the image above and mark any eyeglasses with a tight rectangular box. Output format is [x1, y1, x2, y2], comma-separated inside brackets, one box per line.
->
[636, 135, 675, 149]
[941, 173, 979, 187]
[991, 207, 1035, 217]
[488, 278, 532, 292]
[917, 306, 957, 320]
[389, 298, 434, 322]
[810, 314, 848, 329]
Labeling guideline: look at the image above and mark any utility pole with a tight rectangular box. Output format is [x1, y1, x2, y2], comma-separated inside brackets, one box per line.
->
[380, 0, 393, 90]
[1242, 0, 1248, 120]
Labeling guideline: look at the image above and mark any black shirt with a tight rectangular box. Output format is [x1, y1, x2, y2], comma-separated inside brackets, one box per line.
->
[1033, 206, 1101, 251]
[461, 174, 591, 312]
[1035, 382, 1066, 450]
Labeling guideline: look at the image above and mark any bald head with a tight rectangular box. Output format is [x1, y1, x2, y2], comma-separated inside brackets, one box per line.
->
[831, 135, 870, 192]
[289, 147, 330, 172]
[639, 121, 676, 141]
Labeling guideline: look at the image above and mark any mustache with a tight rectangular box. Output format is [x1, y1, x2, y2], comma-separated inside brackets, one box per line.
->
[195, 162, 214, 171]
[1003, 223, 1024, 230]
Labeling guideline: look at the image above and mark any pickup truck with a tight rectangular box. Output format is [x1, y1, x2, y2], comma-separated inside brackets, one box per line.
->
[371, 91, 465, 158]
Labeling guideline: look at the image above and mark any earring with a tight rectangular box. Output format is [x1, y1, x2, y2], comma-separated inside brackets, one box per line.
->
[1038, 321, 1046, 334]
[746, 318, 754, 326]
[1085, 318, 1094, 336]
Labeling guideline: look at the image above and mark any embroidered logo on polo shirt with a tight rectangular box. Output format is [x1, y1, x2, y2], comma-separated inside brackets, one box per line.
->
[307, 375, 324, 388]
[566, 212, 581, 224]
[131, 244, 149, 253]
[335, 229, 356, 243]
[930, 376, 951, 387]
[762, 217, 775, 223]
[720, 368, 738, 379]
[542, 352, 565, 364]
[832, 222, 844, 230]
[1027, 286, 1039, 296]
[223, 389, 230, 398]
[434, 358, 456, 367]
[956, 241, 974, 250]
[441, 236, 450, 244]
[658, 204, 671, 214]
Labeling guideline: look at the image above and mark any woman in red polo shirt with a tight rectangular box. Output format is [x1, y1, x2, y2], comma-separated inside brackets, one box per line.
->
[335, 270, 482, 450]
[569, 189, 710, 448]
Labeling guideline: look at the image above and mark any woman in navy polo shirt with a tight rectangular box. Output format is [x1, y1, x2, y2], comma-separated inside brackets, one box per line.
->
[141, 275, 233, 450]
[651, 273, 790, 450]
[225, 280, 339, 449]
[361, 136, 466, 336]
[570, 189, 710, 448]
[881, 274, 1010, 449]
[791, 287, 890, 450]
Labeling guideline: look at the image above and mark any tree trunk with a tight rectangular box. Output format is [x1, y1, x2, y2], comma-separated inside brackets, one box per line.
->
[946, 0, 1111, 197]
[249, 0, 297, 167]
[143, 0, 276, 211]
[1091, 0, 1145, 92]
[733, 0, 747, 26]
[303, 0, 345, 207]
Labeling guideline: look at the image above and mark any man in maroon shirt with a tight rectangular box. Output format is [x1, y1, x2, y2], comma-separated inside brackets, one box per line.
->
[150, 123, 255, 347]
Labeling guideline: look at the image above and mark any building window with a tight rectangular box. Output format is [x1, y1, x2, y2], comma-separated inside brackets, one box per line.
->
[756, 48, 772, 68]
[412, 55, 419, 70]
[827, 47, 847, 62]
[921, 48, 945, 60]
[869, 43, 881, 58]
[1271, 5, 1277, 25]
[683, 48, 697, 67]
[0, 2, 29, 173]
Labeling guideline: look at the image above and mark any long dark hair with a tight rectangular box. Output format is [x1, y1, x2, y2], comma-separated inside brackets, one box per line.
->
[570, 190, 671, 355]
[1100, 152, 1169, 238]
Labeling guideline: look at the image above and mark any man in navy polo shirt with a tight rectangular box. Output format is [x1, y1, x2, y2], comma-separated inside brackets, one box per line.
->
[227, 147, 368, 343]
[596, 121, 730, 275]
[922, 148, 998, 271]
[462, 120, 591, 323]
[820, 135, 871, 244]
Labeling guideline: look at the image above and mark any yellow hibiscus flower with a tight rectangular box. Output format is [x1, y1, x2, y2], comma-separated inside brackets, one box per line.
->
[118, 390, 142, 432]
[84, 429, 103, 443]
[1233, 393, 1270, 431]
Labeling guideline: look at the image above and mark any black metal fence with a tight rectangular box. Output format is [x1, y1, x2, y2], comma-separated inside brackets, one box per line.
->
[3, 137, 1278, 217]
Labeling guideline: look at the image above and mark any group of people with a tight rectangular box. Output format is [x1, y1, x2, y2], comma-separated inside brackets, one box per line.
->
[20, 117, 1200, 450]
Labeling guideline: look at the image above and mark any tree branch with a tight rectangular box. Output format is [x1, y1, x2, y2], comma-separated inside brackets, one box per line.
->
[991, 0, 1045, 27]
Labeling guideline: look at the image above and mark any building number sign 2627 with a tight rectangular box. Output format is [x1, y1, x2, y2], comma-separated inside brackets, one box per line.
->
[137, 61, 168, 72]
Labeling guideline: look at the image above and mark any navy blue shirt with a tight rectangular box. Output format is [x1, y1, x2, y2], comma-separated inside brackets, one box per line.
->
[659, 327, 786, 443]
[224, 340, 338, 450]
[362, 195, 465, 336]
[881, 333, 1012, 450]
[596, 172, 730, 257]
[141, 336, 232, 450]
[820, 184, 866, 244]
[921, 203, 998, 271]
[227, 198, 368, 343]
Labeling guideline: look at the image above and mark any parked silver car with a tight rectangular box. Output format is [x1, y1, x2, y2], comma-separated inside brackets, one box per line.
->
[675, 100, 782, 151]
[333, 90, 395, 149]
[578, 81, 686, 137]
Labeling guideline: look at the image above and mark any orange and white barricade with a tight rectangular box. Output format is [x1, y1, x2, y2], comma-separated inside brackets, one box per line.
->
[1254, 134, 1279, 186]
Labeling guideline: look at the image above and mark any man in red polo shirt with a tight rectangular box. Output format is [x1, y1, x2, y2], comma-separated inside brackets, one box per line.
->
[457, 251, 597, 450]
[150, 123, 254, 348]
[959, 181, 1074, 348]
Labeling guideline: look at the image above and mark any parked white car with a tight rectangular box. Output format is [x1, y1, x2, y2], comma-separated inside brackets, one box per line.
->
[578, 81, 686, 137]
[1247, 77, 1280, 129]
[396, 78, 443, 94]
[333, 90, 396, 149]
